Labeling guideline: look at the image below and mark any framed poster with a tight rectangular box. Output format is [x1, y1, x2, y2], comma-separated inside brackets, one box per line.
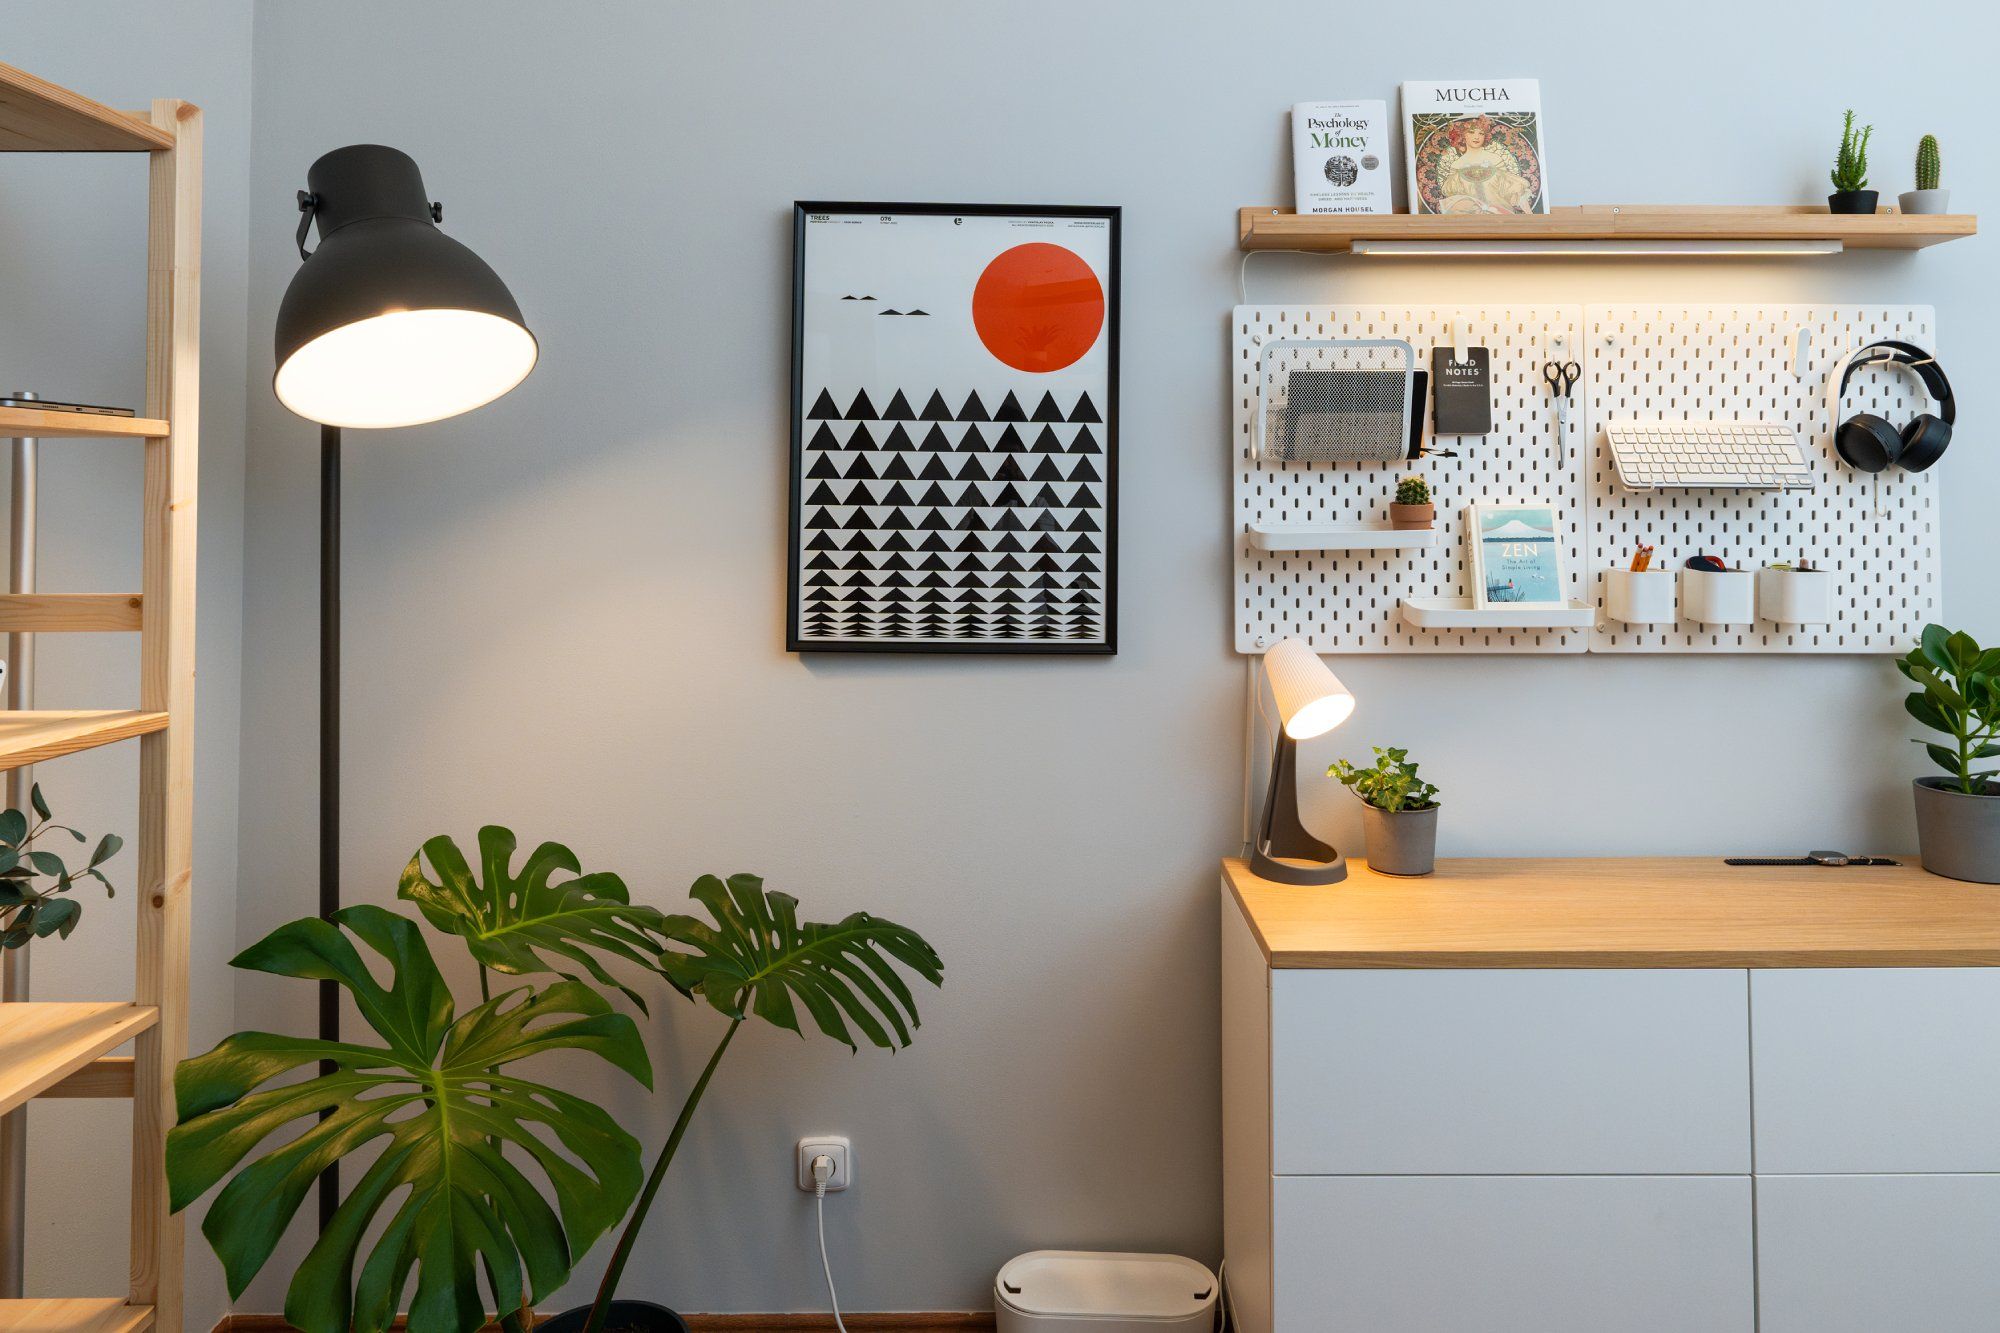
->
[789, 202, 1120, 654]
[1467, 501, 1566, 609]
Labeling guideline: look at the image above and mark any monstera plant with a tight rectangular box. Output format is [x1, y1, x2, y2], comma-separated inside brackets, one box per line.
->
[165, 898, 653, 1333]
[401, 829, 944, 1333]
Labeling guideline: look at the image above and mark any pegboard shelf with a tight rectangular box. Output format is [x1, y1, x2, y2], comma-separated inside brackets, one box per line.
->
[1249, 522, 1440, 552]
[1238, 205, 1977, 254]
[1400, 596, 1596, 630]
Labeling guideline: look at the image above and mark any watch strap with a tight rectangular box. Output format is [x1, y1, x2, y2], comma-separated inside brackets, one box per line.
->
[1725, 855, 1901, 867]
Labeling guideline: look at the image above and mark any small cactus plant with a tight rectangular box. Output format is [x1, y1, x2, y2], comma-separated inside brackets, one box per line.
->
[1394, 474, 1431, 506]
[1830, 109, 1873, 193]
[1916, 134, 1941, 192]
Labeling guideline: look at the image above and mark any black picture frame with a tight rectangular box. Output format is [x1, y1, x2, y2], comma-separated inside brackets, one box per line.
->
[788, 201, 1121, 655]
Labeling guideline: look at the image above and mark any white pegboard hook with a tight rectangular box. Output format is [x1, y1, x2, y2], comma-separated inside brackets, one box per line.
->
[1451, 318, 1470, 363]
[1793, 326, 1813, 377]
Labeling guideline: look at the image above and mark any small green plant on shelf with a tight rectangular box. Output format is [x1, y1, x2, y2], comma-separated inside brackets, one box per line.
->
[1917, 134, 1942, 191]
[1898, 624, 2000, 795]
[0, 783, 123, 950]
[1329, 746, 1440, 813]
[1830, 109, 1874, 193]
[1394, 474, 1431, 506]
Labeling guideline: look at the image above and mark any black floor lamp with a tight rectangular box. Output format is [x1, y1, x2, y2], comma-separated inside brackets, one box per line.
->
[274, 144, 538, 1226]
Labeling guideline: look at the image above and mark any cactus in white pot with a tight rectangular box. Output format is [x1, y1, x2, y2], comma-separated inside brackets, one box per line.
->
[1900, 134, 1950, 215]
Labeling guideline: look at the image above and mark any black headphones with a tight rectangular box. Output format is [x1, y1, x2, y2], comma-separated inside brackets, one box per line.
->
[1827, 340, 1956, 474]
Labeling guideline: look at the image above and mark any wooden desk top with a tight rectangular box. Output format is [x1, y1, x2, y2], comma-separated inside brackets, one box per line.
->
[1222, 855, 2000, 969]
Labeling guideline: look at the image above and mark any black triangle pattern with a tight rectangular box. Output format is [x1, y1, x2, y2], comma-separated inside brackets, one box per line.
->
[798, 386, 1108, 646]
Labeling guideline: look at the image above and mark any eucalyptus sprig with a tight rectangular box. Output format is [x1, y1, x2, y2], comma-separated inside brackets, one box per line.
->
[0, 783, 123, 950]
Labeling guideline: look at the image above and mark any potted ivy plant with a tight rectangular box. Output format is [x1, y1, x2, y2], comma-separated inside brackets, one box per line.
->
[1828, 109, 1877, 214]
[1900, 134, 1949, 215]
[1899, 624, 2000, 883]
[1329, 747, 1441, 876]
[1389, 474, 1434, 530]
[398, 827, 944, 1333]
[0, 783, 123, 950]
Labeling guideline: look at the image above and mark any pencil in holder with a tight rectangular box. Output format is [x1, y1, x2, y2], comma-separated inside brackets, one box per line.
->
[1757, 567, 1835, 626]
[1682, 568, 1755, 626]
[1603, 568, 1677, 624]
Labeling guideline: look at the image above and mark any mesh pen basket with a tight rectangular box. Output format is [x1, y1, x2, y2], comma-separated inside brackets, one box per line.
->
[1254, 337, 1414, 462]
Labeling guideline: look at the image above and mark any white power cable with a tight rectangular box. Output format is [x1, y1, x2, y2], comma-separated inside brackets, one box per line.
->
[811, 1154, 849, 1333]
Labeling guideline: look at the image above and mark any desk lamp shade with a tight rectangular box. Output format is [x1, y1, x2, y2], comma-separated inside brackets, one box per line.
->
[1252, 638, 1353, 885]
[275, 145, 538, 428]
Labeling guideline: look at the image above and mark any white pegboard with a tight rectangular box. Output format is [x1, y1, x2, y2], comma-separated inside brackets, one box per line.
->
[1232, 303, 1941, 655]
[1233, 305, 1590, 653]
[1585, 305, 1939, 653]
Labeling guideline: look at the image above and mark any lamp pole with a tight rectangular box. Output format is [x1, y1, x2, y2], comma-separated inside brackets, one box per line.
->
[317, 423, 341, 1228]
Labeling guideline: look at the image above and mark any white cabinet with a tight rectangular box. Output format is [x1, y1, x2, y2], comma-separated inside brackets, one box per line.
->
[1273, 1175, 1753, 1333]
[1756, 1175, 2000, 1333]
[1271, 968, 1749, 1174]
[1752, 968, 2000, 1173]
[1221, 886, 2000, 1333]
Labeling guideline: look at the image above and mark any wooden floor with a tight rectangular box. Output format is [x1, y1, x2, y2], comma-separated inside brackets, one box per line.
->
[214, 1315, 994, 1332]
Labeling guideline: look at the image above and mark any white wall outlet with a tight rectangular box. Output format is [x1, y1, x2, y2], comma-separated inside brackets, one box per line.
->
[796, 1135, 851, 1192]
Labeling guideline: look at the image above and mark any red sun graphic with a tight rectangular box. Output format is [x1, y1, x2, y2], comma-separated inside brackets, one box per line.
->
[971, 243, 1105, 373]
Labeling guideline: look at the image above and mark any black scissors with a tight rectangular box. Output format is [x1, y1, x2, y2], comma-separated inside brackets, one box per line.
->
[1541, 359, 1580, 463]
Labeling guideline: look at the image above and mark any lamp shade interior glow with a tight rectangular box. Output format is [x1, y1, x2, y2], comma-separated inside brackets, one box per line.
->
[274, 308, 539, 429]
[1262, 637, 1355, 739]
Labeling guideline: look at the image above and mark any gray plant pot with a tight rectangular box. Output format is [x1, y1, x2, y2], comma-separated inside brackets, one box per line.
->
[1359, 801, 1439, 876]
[1899, 188, 1951, 215]
[1914, 777, 2000, 884]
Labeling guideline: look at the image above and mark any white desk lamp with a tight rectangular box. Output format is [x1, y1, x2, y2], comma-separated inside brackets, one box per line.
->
[1252, 638, 1355, 885]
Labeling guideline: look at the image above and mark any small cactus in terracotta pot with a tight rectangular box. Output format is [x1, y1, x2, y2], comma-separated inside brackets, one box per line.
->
[1389, 473, 1434, 530]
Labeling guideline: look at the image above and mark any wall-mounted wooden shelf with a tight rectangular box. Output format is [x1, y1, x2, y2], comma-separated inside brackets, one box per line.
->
[1239, 205, 1978, 254]
[0, 62, 172, 153]
[0, 407, 166, 440]
[0, 1003, 157, 1116]
[0, 1298, 154, 1333]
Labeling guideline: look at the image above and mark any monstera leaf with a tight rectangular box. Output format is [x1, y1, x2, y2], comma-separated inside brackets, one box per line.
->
[400, 826, 672, 1010]
[166, 905, 651, 1333]
[659, 874, 943, 1049]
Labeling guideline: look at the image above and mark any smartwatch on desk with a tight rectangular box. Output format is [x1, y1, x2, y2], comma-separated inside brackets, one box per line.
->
[1724, 851, 1900, 867]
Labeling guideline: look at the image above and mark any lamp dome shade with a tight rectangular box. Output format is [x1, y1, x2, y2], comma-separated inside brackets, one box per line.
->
[1262, 637, 1355, 740]
[274, 144, 538, 429]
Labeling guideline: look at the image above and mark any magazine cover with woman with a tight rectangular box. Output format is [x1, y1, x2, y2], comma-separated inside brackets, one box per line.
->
[1401, 79, 1549, 215]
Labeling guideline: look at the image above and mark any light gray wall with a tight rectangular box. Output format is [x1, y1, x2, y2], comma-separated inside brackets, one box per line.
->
[217, 0, 1994, 1318]
[0, 6, 252, 1331]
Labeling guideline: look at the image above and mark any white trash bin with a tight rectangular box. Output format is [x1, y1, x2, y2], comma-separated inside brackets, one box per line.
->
[995, 1250, 1217, 1333]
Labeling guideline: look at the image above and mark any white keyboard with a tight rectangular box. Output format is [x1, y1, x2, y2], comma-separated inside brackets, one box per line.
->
[1604, 419, 1815, 490]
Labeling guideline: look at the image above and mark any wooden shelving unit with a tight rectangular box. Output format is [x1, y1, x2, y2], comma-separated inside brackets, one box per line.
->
[1238, 204, 1978, 253]
[0, 60, 198, 1333]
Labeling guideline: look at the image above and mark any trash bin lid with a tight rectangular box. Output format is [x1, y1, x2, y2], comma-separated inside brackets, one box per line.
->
[994, 1250, 1216, 1320]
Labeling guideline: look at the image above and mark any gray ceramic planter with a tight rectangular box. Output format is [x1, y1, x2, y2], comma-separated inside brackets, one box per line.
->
[1359, 801, 1438, 876]
[1914, 777, 2000, 884]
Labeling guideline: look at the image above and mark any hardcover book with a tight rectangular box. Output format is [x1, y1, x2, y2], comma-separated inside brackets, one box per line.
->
[1400, 80, 1549, 216]
[1291, 101, 1391, 215]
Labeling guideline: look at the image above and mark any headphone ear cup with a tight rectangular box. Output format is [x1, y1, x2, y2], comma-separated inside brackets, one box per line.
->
[1837, 414, 1902, 473]
[1897, 414, 1952, 472]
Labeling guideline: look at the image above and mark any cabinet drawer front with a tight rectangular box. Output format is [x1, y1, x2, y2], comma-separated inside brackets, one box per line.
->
[1273, 1175, 1753, 1333]
[1758, 1175, 2000, 1333]
[1752, 968, 2000, 1172]
[1270, 969, 1750, 1174]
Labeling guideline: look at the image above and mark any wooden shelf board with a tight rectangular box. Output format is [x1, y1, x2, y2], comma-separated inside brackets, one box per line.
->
[0, 1002, 158, 1115]
[0, 1301, 152, 1333]
[0, 711, 170, 773]
[1238, 205, 1978, 253]
[0, 406, 166, 439]
[0, 62, 173, 152]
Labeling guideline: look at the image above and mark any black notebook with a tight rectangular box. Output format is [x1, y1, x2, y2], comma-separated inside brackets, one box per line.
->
[1429, 347, 1492, 435]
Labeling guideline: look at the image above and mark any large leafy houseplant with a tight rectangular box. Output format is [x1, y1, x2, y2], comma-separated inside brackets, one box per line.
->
[165, 845, 655, 1333]
[402, 827, 945, 1333]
